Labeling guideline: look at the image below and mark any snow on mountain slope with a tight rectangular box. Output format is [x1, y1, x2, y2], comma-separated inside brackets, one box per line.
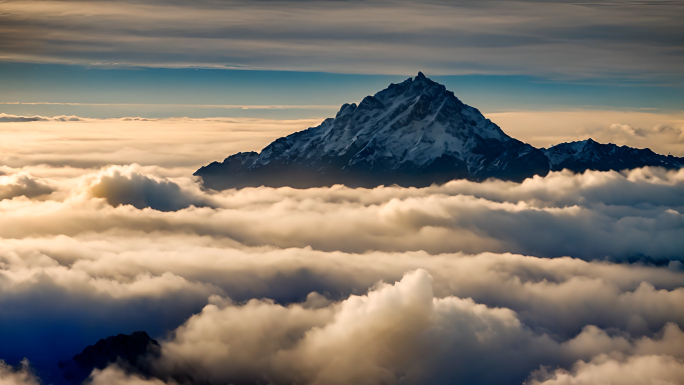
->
[544, 139, 684, 172]
[195, 72, 549, 189]
[195, 73, 682, 190]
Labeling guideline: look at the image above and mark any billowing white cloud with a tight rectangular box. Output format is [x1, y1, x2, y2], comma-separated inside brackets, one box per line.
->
[5, 165, 681, 261]
[526, 354, 684, 385]
[87, 165, 213, 211]
[0, 172, 53, 200]
[0, 359, 40, 385]
[148, 270, 554, 385]
[77, 271, 684, 385]
[88, 366, 170, 385]
[0, 117, 682, 383]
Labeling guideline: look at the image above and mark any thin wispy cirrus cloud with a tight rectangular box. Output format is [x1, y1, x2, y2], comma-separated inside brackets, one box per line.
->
[2, 0, 683, 122]
[0, 0, 682, 80]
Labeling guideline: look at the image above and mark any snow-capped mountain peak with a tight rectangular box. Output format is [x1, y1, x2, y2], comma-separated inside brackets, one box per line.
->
[543, 138, 682, 172]
[195, 73, 681, 189]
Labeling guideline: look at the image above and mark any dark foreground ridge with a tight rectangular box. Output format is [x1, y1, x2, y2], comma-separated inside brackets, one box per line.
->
[195, 72, 684, 189]
[58, 331, 160, 384]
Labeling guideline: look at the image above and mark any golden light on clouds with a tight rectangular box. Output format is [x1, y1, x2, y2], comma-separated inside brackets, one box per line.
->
[2, 0, 683, 382]
[0, 114, 683, 384]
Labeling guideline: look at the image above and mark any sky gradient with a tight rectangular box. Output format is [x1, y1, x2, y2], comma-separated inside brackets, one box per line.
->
[1, 0, 683, 119]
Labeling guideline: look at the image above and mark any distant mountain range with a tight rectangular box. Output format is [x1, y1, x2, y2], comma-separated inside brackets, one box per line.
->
[542, 138, 682, 173]
[195, 72, 683, 189]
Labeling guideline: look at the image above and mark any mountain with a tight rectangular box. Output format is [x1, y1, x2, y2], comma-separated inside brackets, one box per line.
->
[195, 73, 683, 189]
[544, 138, 684, 172]
[195, 72, 550, 189]
[58, 331, 160, 384]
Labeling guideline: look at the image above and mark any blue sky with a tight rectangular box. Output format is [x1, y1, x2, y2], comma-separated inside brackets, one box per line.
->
[2, 63, 683, 119]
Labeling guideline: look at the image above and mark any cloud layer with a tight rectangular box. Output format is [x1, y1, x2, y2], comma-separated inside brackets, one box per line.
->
[87, 166, 212, 211]
[1, 163, 683, 383]
[0, 0, 682, 79]
[0, 117, 682, 383]
[0, 172, 53, 200]
[489, 110, 684, 157]
[84, 271, 684, 385]
[0, 116, 317, 170]
[527, 354, 684, 385]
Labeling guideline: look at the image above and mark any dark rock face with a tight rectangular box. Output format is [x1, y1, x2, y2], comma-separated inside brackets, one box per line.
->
[195, 73, 682, 190]
[58, 331, 160, 384]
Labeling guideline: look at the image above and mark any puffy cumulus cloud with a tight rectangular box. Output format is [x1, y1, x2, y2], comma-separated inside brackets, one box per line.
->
[120, 271, 554, 384]
[88, 366, 171, 385]
[2, 234, 684, 343]
[560, 322, 684, 362]
[0, 359, 40, 385]
[0, 172, 53, 200]
[86, 165, 213, 211]
[2, 166, 681, 261]
[527, 354, 684, 385]
[0, 167, 681, 382]
[79, 271, 684, 385]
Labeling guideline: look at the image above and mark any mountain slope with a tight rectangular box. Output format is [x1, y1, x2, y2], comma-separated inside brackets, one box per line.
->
[544, 139, 684, 172]
[195, 72, 550, 189]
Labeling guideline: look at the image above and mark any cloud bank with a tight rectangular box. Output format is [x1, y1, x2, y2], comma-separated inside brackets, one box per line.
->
[0, 163, 683, 383]
[489, 110, 684, 157]
[0, 117, 682, 384]
[82, 270, 684, 385]
[0, 116, 317, 170]
[0, 172, 53, 200]
[87, 166, 212, 211]
[527, 354, 684, 385]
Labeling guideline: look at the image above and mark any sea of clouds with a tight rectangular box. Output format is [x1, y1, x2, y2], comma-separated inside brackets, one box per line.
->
[0, 116, 683, 384]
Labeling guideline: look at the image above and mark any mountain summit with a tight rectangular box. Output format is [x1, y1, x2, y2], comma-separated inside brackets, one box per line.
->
[196, 73, 550, 188]
[195, 73, 683, 189]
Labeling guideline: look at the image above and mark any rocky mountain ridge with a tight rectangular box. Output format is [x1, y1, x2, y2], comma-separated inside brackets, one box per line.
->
[195, 73, 683, 189]
[543, 138, 682, 172]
